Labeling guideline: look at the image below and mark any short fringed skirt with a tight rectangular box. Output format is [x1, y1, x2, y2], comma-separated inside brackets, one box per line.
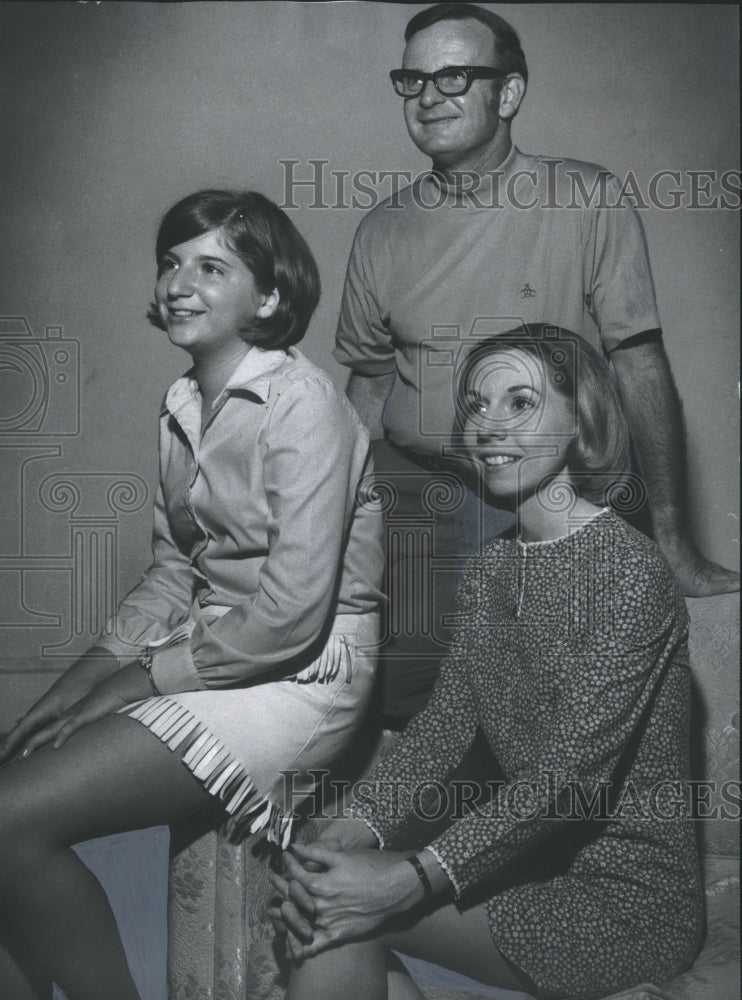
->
[121, 613, 378, 848]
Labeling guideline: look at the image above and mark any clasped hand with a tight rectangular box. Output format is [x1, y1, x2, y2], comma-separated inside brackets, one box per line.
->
[268, 842, 412, 962]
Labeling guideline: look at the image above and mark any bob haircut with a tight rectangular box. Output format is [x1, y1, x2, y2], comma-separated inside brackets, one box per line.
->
[405, 3, 528, 86]
[147, 189, 321, 350]
[455, 324, 630, 504]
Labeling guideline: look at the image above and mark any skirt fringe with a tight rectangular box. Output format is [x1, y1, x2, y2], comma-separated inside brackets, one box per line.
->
[124, 697, 295, 848]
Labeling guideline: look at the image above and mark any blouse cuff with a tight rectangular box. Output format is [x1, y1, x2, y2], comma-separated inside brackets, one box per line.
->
[150, 641, 206, 694]
[94, 635, 142, 663]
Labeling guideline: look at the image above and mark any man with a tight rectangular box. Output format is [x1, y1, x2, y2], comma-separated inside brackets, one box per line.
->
[334, 3, 739, 723]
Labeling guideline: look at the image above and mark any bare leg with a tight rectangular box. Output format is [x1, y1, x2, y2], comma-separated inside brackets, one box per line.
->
[0, 714, 216, 1000]
[287, 899, 535, 1000]
[386, 954, 426, 1000]
[0, 918, 50, 1000]
[286, 938, 387, 1000]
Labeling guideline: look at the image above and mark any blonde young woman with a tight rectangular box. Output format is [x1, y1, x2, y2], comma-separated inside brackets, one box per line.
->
[274, 326, 702, 1000]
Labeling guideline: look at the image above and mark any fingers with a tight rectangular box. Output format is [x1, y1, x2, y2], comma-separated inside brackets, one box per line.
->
[316, 646, 330, 684]
[293, 928, 333, 961]
[290, 842, 340, 869]
[51, 714, 86, 750]
[0, 712, 59, 763]
[287, 875, 317, 918]
[0, 725, 26, 764]
[665, 543, 740, 597]
[268, 874, 292, 916]
[18, 718, 67, 757]
[269, 869, 316, 930]
[269, 862, 317, 949]
[0, 709, 53, 762]
[689, 561, 740, 597]
[267, 901, 315, 943]
[267, 906, 287, 935]
[315, 635, 348, 684]
[323, 635, 341, 683]
[285, 927, 307, 962]
[282, 900, 314, 942]
[24, 703, 91, 754]
[282, 849, 325, 894]
[12, 692, 104, 757]
[268, 869, 289, 900]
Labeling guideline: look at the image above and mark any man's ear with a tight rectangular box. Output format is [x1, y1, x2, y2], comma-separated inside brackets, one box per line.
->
[257, 288, 280, 319]
[498, 74, 526, 121]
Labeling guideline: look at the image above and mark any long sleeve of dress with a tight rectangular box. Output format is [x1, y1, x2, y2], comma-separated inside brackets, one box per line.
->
[352, 568, 481, 845]
[358, 523, 690, 900]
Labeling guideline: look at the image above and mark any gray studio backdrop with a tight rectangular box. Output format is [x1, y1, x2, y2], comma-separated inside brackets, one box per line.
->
[1, 3, 739, 718]
[0, 3, 739, 993]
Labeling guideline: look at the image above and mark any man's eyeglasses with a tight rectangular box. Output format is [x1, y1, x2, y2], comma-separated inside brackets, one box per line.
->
[389, 66, 508, 98]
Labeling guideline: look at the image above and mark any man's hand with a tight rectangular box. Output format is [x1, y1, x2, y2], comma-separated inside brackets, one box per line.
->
[1, 661, 152, 760]
[611, 334, 739, 598]
[0, 648, 120, 764]
[658, 537, 739, 597]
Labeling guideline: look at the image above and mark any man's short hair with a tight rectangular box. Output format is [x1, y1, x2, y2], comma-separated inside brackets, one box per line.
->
[405, 4, 528, 85]
[147, 189, 320, 350]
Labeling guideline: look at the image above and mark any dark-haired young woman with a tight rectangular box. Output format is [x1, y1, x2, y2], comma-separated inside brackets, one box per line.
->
[0, 189, 383, 1000]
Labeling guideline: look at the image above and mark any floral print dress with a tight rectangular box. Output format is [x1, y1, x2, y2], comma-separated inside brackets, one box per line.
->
[358, 510, 703, 998]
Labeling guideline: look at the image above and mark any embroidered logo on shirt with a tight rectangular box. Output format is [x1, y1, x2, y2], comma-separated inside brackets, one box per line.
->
[520, 283, 536, 299]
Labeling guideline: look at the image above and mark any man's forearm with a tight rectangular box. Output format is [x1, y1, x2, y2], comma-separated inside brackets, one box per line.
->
[346, 371, 394, 441]
[610, 334, 688, 543]
[610, 333, 739, 595]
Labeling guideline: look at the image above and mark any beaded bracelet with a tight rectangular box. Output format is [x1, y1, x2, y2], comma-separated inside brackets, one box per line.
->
[406, 854, 433, 899]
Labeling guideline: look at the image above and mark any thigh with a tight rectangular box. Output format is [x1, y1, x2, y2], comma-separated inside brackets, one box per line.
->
[0, 917, 49, 1000]
[0, 713, 217, 848]
[382, 899, 535, 995]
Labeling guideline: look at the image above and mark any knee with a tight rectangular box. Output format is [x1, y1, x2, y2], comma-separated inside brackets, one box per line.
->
[286, 940, 387, 1000]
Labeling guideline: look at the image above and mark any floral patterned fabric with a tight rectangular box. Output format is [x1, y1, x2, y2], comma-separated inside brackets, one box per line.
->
[356, 511, 703, 997]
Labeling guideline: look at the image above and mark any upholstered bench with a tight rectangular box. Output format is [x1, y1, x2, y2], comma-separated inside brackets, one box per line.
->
[166, 593, 739, 1000]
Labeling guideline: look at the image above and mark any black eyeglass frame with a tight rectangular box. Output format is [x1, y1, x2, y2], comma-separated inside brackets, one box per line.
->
[389, 65, 509, 97]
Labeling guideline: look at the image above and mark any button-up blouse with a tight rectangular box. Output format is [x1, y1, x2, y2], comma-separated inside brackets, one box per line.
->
[98, 347, 384, 694]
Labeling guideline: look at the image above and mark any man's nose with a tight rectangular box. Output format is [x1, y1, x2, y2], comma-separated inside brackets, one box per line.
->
[417, 78, 446, 107]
